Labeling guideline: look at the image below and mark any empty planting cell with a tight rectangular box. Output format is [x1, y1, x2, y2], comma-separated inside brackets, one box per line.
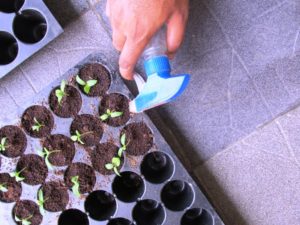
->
[141, 151, 174, 184]
[107, 218, 134, 225]
[0, 31, 18, 65]
[161, 180, 194, 211]
[13, 9, 47, 44]
[132, 199, 166, 225]
[85, 190, 116, 221]
[58, 208, 89, 225]
[112, 171, 145, 202]
[181, 208, 214, 225]
[0, 0, 24, 13]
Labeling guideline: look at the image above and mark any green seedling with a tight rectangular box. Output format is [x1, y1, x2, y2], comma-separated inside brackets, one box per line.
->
[0, 137, 8, 152]
[118, 133, 128, 157]
[32, 117, 44, 132]
[100, 109, 123, 121]
[76, 75, 98, 94]
[71, 130, 93, 145]
[0, 183, 8, 192]
[10, 167, 26, 182]
[105, 157, 121, 176]
[37, 189, 47, 215]
[14, 214, 32, 225]
[38, 147, 61, 170]
[71, 176, 81, 198]
[71, 130, 84, 144]
[55, 80, 67, 104]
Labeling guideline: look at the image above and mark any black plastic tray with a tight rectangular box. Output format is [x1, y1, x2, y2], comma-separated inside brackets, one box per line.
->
[0, 53, 224, 225]
[0, 0, 63, 78]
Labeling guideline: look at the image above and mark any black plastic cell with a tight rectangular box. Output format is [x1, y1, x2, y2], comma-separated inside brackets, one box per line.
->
[132, 199, 166, 225]
[112, 171, 145, 203]
[85, 190, 117, 221]
[161, 180, 194, 211]
[13, 9, 47, 44]
[181, 208, 214, 225]
[107, 218, 134, 225]
[0, 32, 18, 65]
[141, 151, 174, 184]
[58, 208, 89, 225]
[0, 0, 24, 13]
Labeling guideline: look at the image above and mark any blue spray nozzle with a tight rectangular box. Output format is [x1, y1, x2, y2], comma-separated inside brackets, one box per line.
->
[129, 28, 190, 113]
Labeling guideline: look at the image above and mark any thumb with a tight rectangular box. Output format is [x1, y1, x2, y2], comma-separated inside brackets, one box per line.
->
[119, 37, 150, 80]
[166, 12, 188, 58]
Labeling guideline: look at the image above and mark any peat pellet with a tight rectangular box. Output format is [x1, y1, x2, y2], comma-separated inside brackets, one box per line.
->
[0, 173, 22, 203]
[91, 142, 124, 175]
[70, 114, 103, 147]
[77, 63, 111, 96]
[0, 125, 27, 158]
[64, 162, 96, 194]
[13, 200, 43, 225]
[21, 105, 54, 138]
[120, 122, 153, 156]
[49, 85, 82, 118]
[42, 134, 75, 166]
[16, 154, 48, 185]
[39, 181, 69, 212]
[99, 93, 130, 127]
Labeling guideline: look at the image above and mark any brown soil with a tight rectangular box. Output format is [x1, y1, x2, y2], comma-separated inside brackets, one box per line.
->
[40, 181, 69, 212]
[78, 63, 111, 96]
[13, 200, 43, 225]
[0, 125, 27, 158]
[21, 105, 54, 138]
[42, 134, 75, 166]
[0, 173, 22, 203]
[121, 122, 153, 156]
[49, 85, 82, 118]
[70, 114, 103, 147]
[16, 154, 48, 185]
[64, 162, 96, 194]
[91, 142, 124, 175]
[99, 93, 130, 127]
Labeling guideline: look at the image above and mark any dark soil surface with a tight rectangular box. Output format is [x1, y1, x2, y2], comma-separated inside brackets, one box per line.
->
[21, 105, 54, 138]
[13, 200, 43, 225]
[16, 154, 48, 185]
[78, 63, 111, 96]
[70, 114, 103, 147]
[91, 142, 124, 175]
[121, 122, 153, 156]
[0, 125, 27, 158]
[42, 134, 75, 166]
[99, 93, 130, 127]
[64, 162, 96, 194]
[40, 181, 69, 212]
[0, 173, 22, 203]
[49, 85, 82, 118]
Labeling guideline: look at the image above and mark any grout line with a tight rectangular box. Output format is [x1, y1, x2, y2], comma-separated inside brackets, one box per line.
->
[252, 0, 289, 21]
[3, 86, 19, 107]
[19, 66, 38, 93]
[292, 28, 300, 57]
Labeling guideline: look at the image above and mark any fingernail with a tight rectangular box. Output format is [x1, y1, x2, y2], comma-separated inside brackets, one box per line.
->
[120, 67, 133, 80]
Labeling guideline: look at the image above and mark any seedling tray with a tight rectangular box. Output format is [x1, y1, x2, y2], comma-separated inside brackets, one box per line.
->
[0, 0, 63, 78]
[0, 53, 224, 225]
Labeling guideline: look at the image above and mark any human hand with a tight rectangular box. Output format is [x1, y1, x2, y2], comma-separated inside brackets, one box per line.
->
[106, 0, 189, 80]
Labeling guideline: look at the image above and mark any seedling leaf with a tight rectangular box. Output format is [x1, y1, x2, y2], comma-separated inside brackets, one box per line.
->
[118, 134, 127, 157]
[0, 137, 7, 152]
[83, 85, 91, 94]
[10, 167, 26, 182]
[55, 80, 67, 104]
[71, 130, 84, 144]
[100, 114, 109, 121]
[39, 147, 60, 170]
[113, 167, 121, 176]
[110, 111, 123, 118]
[37, 189, 45, 215]
[71, 176, 81, 197]
[120, 134, 126, 146]
[86, 80, 97, 86]
[76, 75, 86, 86]
[0, 183, 8, 192]
[112, 157, 120, 167]
[14, 215, 32, 225]
[105, 157, 122, 176]
[32, 118, 43, 132]
[100, 109, 123, 121]
[105, 163, 113, 170]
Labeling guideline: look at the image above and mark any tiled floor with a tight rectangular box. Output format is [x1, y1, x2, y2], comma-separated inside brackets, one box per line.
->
[0, 0, 300, 224]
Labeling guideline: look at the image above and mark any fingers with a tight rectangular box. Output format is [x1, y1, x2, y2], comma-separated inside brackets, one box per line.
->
[112, 30, 126, 51]
[166, 11, 188, 58]
[119, 36, 150, 80]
